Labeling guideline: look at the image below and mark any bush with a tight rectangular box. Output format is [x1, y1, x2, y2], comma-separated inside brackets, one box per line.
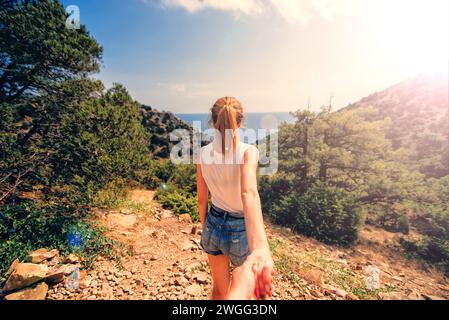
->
[372, 208, 410, 235]
[51, 84, 151, 205]
[141, 160, 176, 190]
[270, 182, 364, 246]
[397, 215, 411, 235]
[169, 164, 197, 194]
[155, 184, 198, 222]
[398, 177, 449, 274]
[419, 238, 449, 269]
[93, 178, 136, 209]
[259, 173, 295, 220]
[401, 237, 449, 275]
[0, 202, 122, 278]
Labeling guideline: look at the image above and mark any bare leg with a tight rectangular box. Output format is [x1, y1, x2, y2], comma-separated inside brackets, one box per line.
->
[207, 254, 231, 300]
[228, 261, 257, 300]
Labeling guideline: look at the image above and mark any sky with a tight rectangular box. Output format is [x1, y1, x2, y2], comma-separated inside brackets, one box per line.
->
[61, 0, 449, 113]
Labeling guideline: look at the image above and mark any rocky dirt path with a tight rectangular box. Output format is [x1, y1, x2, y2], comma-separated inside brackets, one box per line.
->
[46, 189, 449, 301]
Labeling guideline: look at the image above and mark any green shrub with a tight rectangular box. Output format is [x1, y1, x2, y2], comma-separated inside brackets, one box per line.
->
[0, 202, 122, 278]
[419, 238, 449, 269]
[155, 184, 198, 222]
[259, 173, 295, 220]
[372, 208, 410, 235]
[270, 182, 364, 246]
[93, 178, 136, 209]
[141, 160, 176, 189]
[169, 164, 197, 194]
[397, 215, 411, 235]
[141, 160, 196, 193]
[399, 177, 449, 274]
[401, 237, 449, 275]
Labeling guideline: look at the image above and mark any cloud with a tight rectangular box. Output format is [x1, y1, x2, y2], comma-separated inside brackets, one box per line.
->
[160, 0, 266, 15]
[271, 0, 367, 24]
[157, 0, 361, 24]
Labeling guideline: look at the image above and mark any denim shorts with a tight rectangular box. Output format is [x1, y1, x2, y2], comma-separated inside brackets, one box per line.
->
[200, 204, 250, 267]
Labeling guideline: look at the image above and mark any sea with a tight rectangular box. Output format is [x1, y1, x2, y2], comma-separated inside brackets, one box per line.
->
[178, 111, 293, 131]
[177, 112, 294, 131]
[177, 112, 294, 143]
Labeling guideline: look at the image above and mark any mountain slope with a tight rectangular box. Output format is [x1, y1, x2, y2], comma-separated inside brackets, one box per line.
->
[344, 73, 449, 177]
[42, 189, 449, 300]
[140, 105, 192, 158]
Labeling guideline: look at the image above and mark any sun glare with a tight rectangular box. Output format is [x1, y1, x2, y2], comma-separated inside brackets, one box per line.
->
[369, 0, 448, 73]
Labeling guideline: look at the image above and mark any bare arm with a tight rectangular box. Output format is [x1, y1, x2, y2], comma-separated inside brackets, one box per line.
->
[240, 149, 269, 252]
[240, 148, 274, 299]
[197, 164, 209, 227]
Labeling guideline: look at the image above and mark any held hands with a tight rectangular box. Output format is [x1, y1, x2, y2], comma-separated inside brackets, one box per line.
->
[246, 247, 275, 299]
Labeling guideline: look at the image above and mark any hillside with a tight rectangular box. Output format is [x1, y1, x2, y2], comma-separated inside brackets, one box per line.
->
[5, 189, 446, 301]
[345, 73, 449, 177]
[140, 105, 192, 158]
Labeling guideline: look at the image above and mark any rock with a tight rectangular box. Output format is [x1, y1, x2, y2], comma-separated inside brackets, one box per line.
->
[194, 274, 208, 284]
[47, 255, 61, 267]
[79, 275, 92, 290]
[45, 271, 65, 285]
[355, 263, 364, 271]
[46, 264, 78, 284]
[179, 214, 192, 224]
[391, 276, 404, 282]
[77, 270, 92, 289]
[378, 291, 404, 300]
[287, 289, 300, 298]
[174, 277, 189, 287]
[407, 290, 424, 300]
[300, 269, 324, 287]
[4, 282, 48, 300]
[147, 229, 169, 240]
[27, 248, 59, 264]
[191, 225, 202, 235]
[181, 241, 195, 251]
[185, 262, 203, 272]
[422, 294, 446, 301]
[3, 263, 48, 292]
[5, 259, 20, 277]
[159, 210, 172, 219]
[185, 284, 202, 296]
[335, 288, 347, 298]
[346, 292, 359, 300]
[335, 259, 348, 265]
[120, 209, 132, 215]
[190, 238, 201, 248]
[310, 289, 324, 298]
[335, 251, 347, 259]
[135, 279, 143, 286]
[64, 254, 82, 264]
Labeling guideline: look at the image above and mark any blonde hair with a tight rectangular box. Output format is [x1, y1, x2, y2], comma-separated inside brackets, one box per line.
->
[211, 97, 244, 155]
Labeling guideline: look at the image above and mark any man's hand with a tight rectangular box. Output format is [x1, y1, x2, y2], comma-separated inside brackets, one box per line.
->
[246, 247, 275, 299]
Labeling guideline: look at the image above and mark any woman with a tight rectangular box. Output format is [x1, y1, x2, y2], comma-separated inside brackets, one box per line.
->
[197, 97, 275, 300]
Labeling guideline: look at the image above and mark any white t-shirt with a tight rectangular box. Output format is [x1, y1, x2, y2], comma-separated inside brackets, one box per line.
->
[199, 133, 259, 215]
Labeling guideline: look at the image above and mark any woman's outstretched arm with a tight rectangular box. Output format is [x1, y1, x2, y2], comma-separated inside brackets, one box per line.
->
[197, 164, 209, 227]
[240, 148, 275, 299]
